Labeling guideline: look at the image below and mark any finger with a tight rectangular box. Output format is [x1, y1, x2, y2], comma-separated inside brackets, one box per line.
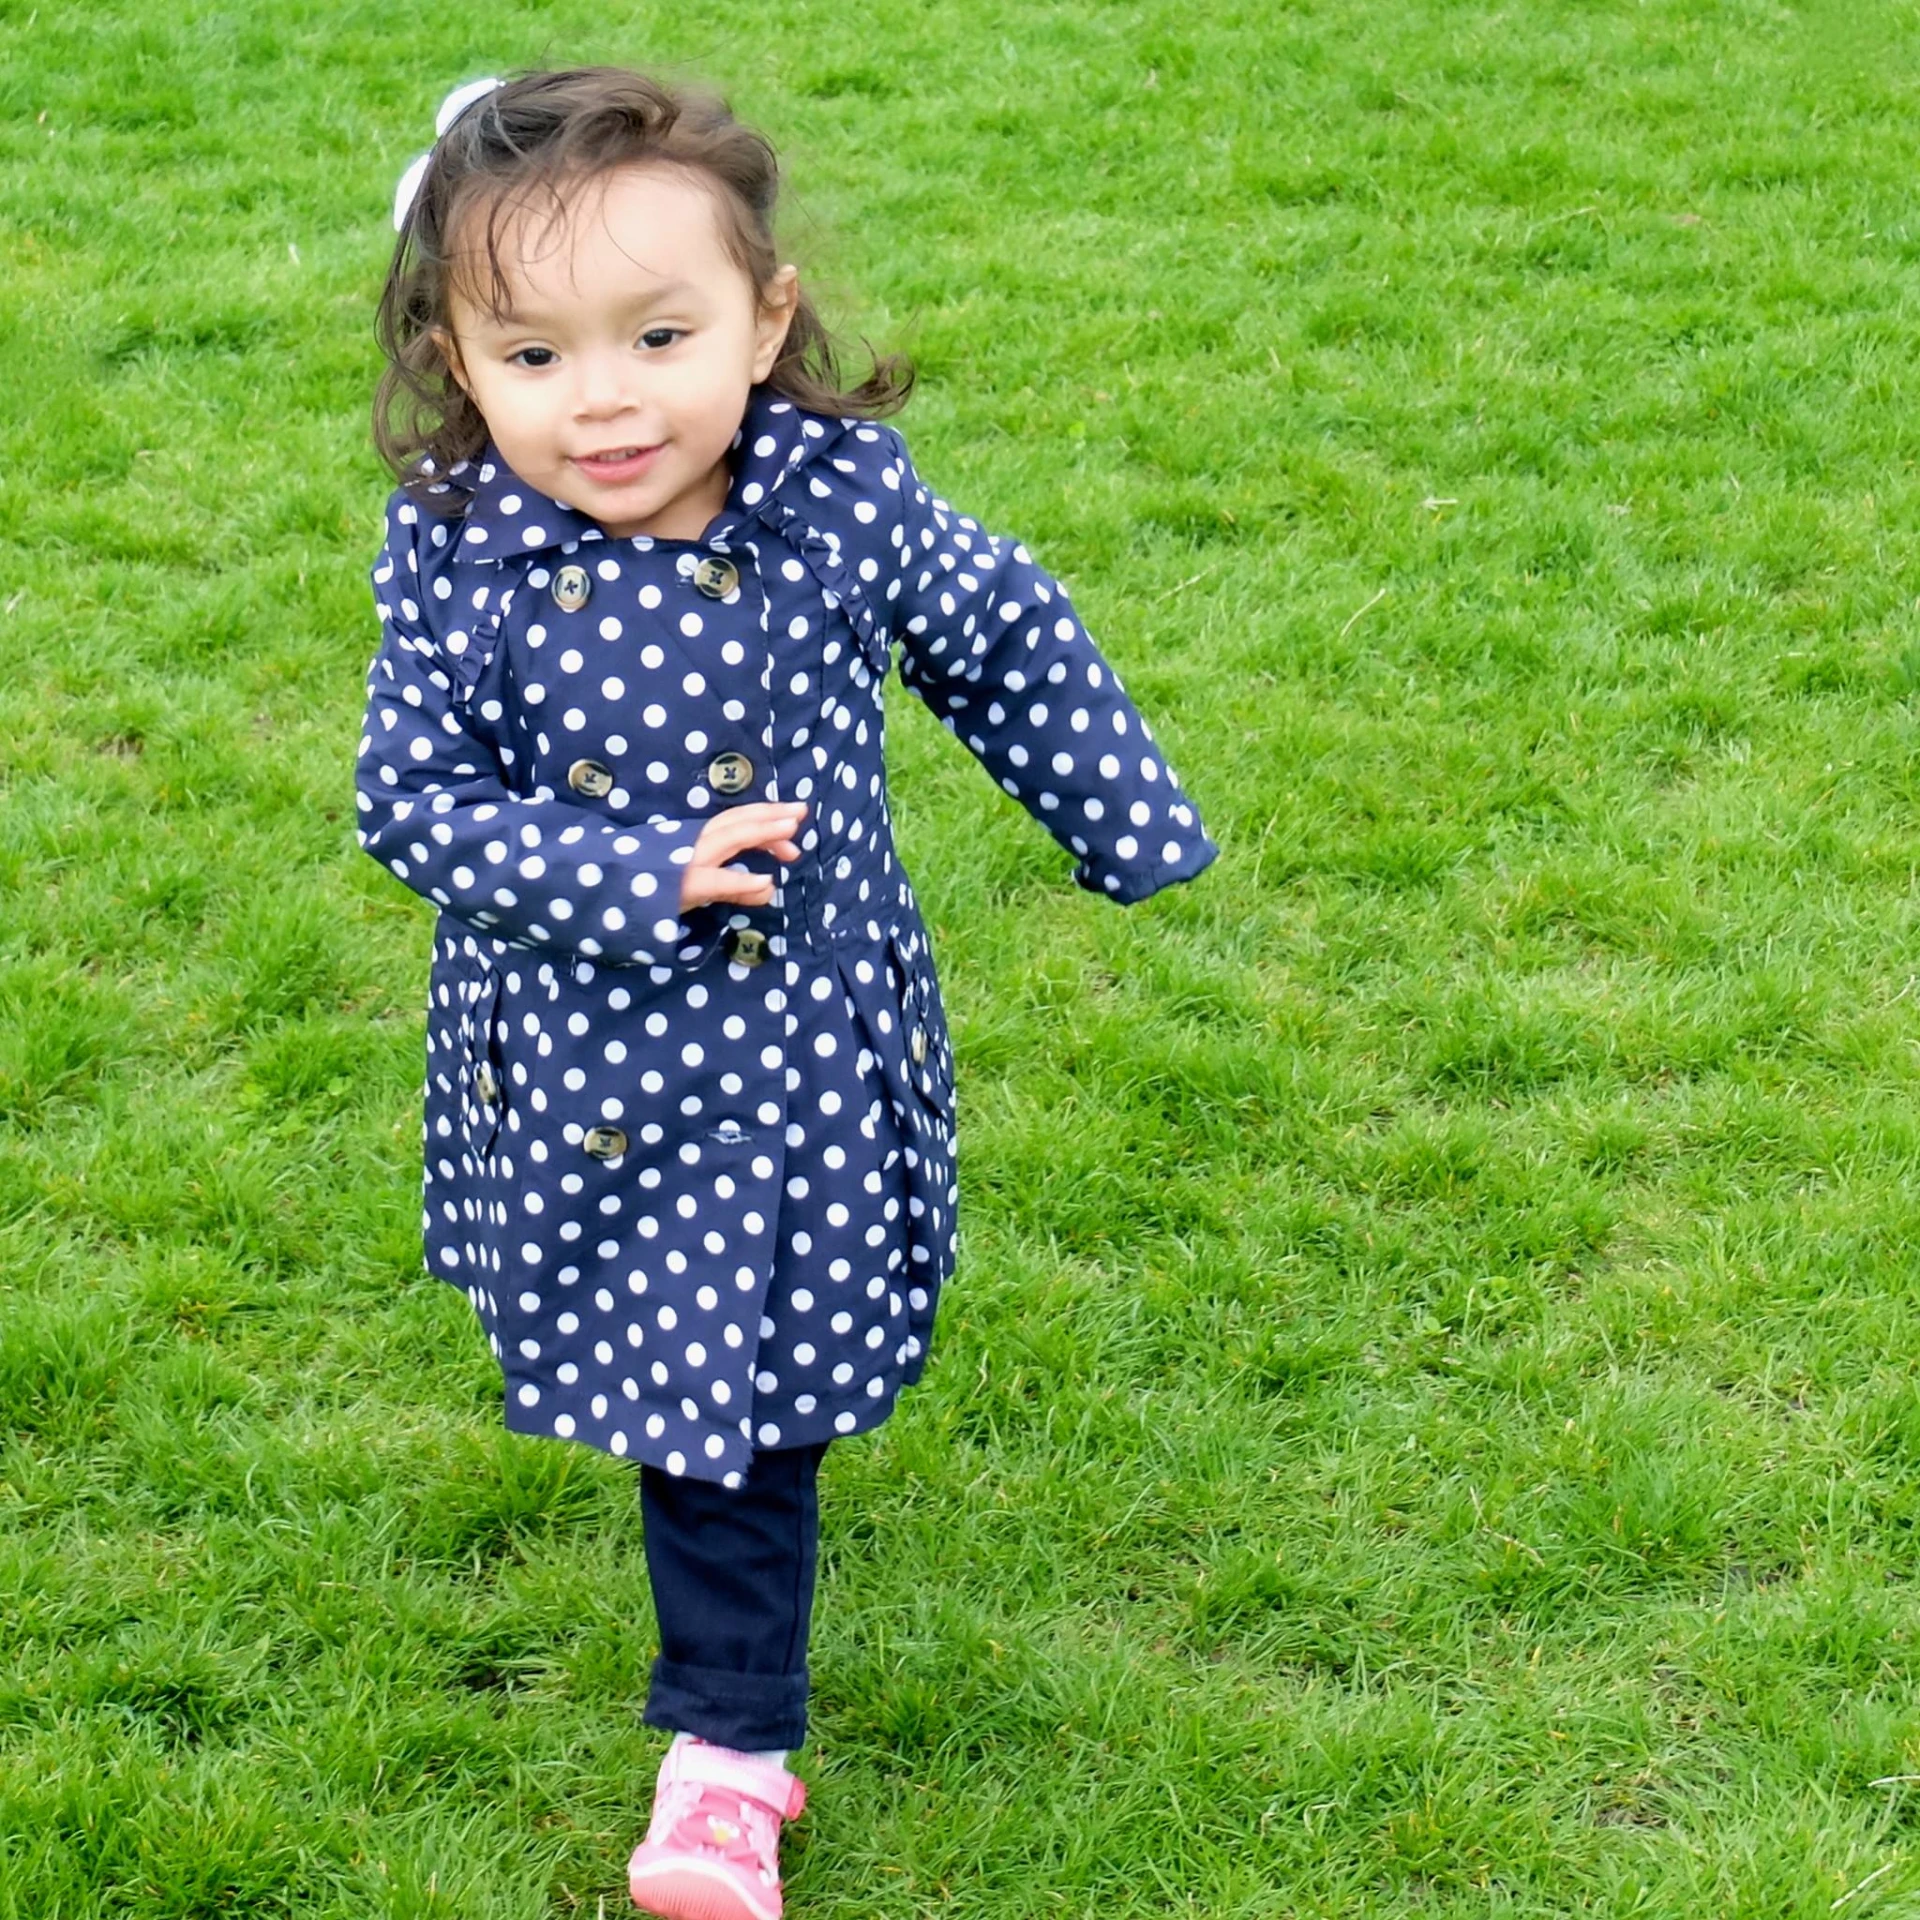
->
[695, 883, 775, 913]
[692, 832, 791, 876]
[692, 807, 808, 865]
[716, 858, 784, 895]
[682, 869, 778, 911]
[712, 801, 806, 829]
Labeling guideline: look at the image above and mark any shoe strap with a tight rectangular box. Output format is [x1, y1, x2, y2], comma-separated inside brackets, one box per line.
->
[668, 1741, 807, 1821]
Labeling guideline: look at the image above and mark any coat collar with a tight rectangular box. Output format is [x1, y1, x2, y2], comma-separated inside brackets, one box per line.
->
[449, 387, 847, 561]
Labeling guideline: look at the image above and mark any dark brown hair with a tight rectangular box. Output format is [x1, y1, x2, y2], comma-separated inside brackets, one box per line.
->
[373, 67, 913, 500]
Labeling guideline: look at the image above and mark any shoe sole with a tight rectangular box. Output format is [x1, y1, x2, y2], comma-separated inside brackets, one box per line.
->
[630, 1859, 779, 1920]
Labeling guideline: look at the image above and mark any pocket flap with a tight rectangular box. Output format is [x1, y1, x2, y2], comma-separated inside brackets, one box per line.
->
[885, 925, 953, 1115]
[458, 961, 506, 1160]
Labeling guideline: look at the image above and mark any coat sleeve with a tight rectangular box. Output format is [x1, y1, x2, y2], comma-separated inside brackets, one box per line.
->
[355, 494, 709, 967]
[874, 430, 1219, 904]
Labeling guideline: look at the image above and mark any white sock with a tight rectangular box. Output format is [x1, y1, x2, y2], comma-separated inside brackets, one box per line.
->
[671, 1730, 788, 1769]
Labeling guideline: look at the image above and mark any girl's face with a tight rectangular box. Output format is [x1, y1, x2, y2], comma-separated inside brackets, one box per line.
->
[439, 165, 797, 542]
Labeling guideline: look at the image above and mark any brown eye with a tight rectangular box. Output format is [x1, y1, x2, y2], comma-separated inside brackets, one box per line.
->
[510, 347, 558, 368]
[638, 328, 683, 351]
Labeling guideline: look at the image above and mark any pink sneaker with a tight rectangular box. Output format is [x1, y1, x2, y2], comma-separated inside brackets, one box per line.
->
[628, 1739, 807, 1920]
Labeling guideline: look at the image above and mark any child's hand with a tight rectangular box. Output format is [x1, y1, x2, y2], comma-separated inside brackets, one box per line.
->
[679, 802, 808, 911]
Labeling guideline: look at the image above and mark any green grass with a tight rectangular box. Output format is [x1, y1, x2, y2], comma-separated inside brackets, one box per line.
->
[8, 0, 1920, 1912]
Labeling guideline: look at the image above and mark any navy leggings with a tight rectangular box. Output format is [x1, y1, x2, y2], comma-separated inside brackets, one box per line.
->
[638, 1441, 827, 1752]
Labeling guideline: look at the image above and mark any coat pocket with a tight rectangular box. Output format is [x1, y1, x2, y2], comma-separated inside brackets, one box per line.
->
[456, 960, 507, 1163]
[884, 924, 954, 1123]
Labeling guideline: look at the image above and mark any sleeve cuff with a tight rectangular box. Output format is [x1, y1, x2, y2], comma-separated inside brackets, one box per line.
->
[1075, 834, 1220, 905]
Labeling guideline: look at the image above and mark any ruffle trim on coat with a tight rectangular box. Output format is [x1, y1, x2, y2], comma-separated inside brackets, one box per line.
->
[751, 498, 895, 679]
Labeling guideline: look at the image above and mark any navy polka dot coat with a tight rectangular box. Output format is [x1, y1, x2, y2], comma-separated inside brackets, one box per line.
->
[356, 389, 1217, 1484]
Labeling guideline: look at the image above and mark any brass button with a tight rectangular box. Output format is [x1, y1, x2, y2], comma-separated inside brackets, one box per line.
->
[727, 927, 769, 968]
[910, 1026, 929, 1066]
[473, 1060, 500, 1105]
[708, 752, 754, 796]
[582, 1125, 627, 1160]
[692, 556, 739, 599]
[567, 758, 614, 798]
[552, 563, 591, 612]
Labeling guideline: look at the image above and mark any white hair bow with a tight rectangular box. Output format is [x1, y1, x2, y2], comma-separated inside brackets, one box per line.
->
[392, 77, 505, 232]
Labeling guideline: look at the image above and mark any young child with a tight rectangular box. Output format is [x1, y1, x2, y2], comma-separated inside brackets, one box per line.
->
[357, 66, 1217, 1920]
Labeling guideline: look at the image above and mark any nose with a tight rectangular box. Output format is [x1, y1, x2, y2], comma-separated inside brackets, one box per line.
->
[570, 345, 635, 421]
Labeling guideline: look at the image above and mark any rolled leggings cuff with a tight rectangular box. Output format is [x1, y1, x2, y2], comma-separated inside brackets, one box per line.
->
[643, 1656, 811, 1751]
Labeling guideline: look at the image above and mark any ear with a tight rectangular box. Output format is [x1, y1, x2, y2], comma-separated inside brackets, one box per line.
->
[432, 326, 474, 399]
[751, 267, 801, 382]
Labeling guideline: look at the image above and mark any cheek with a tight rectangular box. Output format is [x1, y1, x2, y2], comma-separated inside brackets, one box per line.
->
[685, 355, 756, 422]
[448, 354, 493, 407]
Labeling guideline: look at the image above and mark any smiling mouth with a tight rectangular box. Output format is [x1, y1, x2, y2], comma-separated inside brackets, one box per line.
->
[572, 445, 663, 475]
